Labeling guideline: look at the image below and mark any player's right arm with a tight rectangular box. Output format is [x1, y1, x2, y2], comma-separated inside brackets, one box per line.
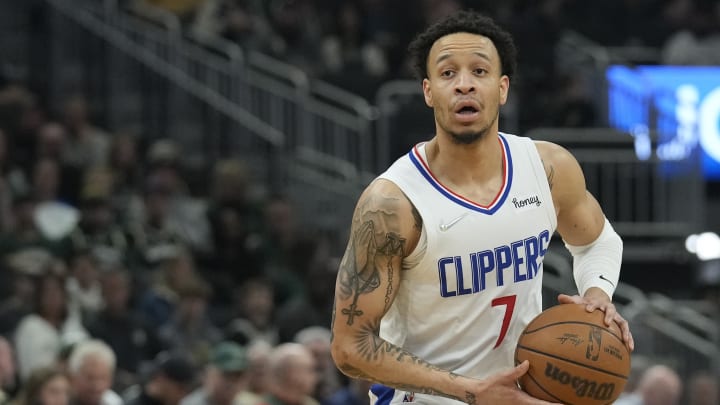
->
[330, 179, 560, 405]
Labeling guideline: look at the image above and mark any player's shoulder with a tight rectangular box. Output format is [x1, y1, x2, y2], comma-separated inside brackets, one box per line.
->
[353, 178, 422, 250]
[357, 178, 412, 213]
[354, 178, 418, 225]
[532, 140, 579, 169]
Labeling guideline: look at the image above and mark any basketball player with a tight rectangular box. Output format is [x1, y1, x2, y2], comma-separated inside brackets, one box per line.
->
[330, 10, 634, 405]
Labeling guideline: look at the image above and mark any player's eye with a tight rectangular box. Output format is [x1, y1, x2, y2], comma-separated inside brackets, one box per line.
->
[474, 68, 487, 75]
[440, 70, 454, 78]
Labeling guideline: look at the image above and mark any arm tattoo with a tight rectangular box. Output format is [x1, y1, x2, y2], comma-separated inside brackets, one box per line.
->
[336, 193, 474, 402]
[545, 161, 555, 190]
[338, 196, 406, 325]
[341, 318, 474, 402]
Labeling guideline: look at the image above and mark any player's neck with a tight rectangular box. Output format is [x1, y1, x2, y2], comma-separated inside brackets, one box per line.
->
[426, 130, 503, 187]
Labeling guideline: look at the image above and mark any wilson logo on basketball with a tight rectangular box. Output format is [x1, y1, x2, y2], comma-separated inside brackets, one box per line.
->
[544, 362, 616, 400]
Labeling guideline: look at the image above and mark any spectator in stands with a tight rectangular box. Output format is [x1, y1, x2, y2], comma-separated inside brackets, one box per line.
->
[319, 1, 388, 99]
[292, 327, 340, 404]
[30, 158, 62, 204]
[276, 257, 336, 343]
[14, 272, 88, 380]
[0, 337, 18, 403]
[123, 353, 198, 405]
[157, 278, 222, 365]
[34, 123, 81, 205]
[179, 341, 249, 405]
[225, 278, 278, 346]
[686, 371, 719, 405]
[263, 0, 324, 75]
[235, 340, 272, 404]
[127, 172, 186, 272]
[13, 367, 70, 405]
[107, 133, 143, 225]
[0, 260, 36, 335]
[0, 193, 67, 260]
[137, 248, 199, 326]
[0, 86, 44, 168]
[203, 158, 264, 304]
[191, 0, 273, 51]
[662, 0, 720, 65]
[65, 251, 103, 321]
[259, 195, 316, 305]
[144, 140, 212, 255]
[67, 340, 122, 405]
[0, 128, 28, 233]
[61, 95, 111, 170]
[260, 343, 318, 405]
[86, 269, 162, 390]
[615, 364, 683, 405]
[69, 167, 128, 268]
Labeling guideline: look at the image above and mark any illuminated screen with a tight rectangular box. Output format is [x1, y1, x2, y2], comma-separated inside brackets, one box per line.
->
[606, 65, 720, 179]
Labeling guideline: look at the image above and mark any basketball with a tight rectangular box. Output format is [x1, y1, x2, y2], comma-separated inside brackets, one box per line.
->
[515, 304, 631, 404]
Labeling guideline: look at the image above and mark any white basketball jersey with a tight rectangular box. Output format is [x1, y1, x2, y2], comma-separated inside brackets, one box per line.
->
[371, 133, 557, 404]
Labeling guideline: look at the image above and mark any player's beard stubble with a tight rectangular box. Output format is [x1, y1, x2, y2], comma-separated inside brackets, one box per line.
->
[438, 105, 500, 145]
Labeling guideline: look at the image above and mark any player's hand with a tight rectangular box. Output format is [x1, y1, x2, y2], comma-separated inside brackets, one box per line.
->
[558, 289, 634, 352]
[476, 361, 562, 404]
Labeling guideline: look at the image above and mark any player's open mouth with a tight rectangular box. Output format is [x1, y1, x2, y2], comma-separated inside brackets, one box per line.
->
[454, 102, 480, 122]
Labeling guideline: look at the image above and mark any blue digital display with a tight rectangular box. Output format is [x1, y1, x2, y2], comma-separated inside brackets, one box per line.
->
[607, 65, 720, 179]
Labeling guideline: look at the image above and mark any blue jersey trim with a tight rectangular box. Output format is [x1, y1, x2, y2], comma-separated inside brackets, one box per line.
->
[370, 384, 395, 405]
[408, 134, 514, 215]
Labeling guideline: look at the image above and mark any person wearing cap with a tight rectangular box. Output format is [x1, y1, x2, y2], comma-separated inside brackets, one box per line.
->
[179, 342, 248, 405]
[123, 353, 198, 405]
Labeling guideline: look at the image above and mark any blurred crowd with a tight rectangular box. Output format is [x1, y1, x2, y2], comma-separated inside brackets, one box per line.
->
[1, 0, 719, 404]
[0, 82, 365, 405]
[144, 0, 720, 130]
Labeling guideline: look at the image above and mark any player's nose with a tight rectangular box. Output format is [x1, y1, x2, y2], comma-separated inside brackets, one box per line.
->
[454, 71, 475, 94]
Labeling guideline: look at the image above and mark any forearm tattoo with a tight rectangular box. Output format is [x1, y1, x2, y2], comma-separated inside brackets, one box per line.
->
[337, 318, 473, 403]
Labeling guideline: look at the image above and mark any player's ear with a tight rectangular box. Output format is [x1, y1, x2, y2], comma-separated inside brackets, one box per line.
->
[422, 78, 433, 108]
[499, 75, 509, 105]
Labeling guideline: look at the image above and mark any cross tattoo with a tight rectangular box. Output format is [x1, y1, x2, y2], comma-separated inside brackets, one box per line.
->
[342, 301, 363, 325]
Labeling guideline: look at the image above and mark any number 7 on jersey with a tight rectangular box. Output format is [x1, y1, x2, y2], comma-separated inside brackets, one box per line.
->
[492, 295, 516, 348]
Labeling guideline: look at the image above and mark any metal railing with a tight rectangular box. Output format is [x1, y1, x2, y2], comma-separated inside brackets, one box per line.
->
[44, 0, 378, 237]
[525, 128, 704, 238]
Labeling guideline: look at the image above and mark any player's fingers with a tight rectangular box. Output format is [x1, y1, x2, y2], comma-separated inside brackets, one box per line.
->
[602, 303, 617, 325]
[510, 360, 530, 379]
[557, 293, 581, 304]
[614, 314, 634, 351]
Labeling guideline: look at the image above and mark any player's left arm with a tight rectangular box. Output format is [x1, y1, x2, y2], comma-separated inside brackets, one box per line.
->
[535, 141, 634, 351]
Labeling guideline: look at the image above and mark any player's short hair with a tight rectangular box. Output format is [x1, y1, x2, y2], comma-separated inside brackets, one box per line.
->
[408, 10, 517, 81]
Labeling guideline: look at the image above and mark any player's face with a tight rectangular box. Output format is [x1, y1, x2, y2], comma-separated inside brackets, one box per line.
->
[422, 32, 509, 144]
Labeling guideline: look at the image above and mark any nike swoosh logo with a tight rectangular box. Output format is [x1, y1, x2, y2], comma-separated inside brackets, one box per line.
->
[439, 213, 468, 232]
[599, 275, 616, 288]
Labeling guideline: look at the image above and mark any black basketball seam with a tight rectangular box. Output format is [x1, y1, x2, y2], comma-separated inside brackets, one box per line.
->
[524, 320, 624, 343]
[523, 369, 580, 405]
[516, 345, 629, 379]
